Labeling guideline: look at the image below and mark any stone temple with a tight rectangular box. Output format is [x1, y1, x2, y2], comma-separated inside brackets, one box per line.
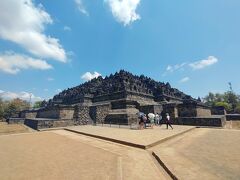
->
[13, 70, 225, 130]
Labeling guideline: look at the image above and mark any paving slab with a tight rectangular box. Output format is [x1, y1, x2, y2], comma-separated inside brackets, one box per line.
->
[54, 130, 171, 180]
[65, 125, 195, 149]
[0, 132, 119, 180]
[150, 128, 240, 180]
[0, 130, 170, 180]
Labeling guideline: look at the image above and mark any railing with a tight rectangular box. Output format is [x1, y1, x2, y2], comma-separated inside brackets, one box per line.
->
[93, 122, 139, 129]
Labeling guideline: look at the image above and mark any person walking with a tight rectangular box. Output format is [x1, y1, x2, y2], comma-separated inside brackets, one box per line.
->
[139, 115, 144, 130]
[166, 113, 173, 130]
[159, 114, 163, 126]
[143, 114, 147, 129]
[149, 114, 155, 129]
[155, 113, 159, 125]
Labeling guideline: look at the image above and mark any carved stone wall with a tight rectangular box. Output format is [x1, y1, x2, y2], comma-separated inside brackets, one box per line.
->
[126, 91, 155, 105]
[226, 114, 240, 121]
[73, 105, 92, 124]
[105, 100, 139, 125]
[211, 106, 226, 115]
[59, 108, 75, 120]
[37, 108, 59, 119]
[24, 119, 74, 130]
[163, 104, 179, 119]
[19, 110, 37, 119]
[139, 105, 163, 115]
[25, 112, 37, 119]
[173, 116, 226, 127]
[90, 104, 110, 123]
[178, 103, 212, 117]
[93, 91, 126, 102]
[196, 107, 211, 117]
[7, 118, 25, 124]
[36, 106, 74, 120]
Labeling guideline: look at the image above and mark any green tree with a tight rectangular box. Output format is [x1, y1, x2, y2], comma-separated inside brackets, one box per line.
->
[221, 92, 238, 113]
[215, 102, 231, 112]
[4, 102, 17, 118]
[203, 92, 216, 106]
[0, 98, 4, 120]
[33, 101, 43, 109]
[215, 93, 224, 102]
[204, 90, 240, 113]
[3, 98, 30, 118]
[235, 104, 240, 114]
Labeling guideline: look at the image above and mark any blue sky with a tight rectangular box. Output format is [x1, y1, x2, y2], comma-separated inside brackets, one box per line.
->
[0, 0, 239, 102]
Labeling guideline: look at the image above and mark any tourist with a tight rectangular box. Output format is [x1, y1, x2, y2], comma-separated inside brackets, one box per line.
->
[159, 114, 163, 126]
[155, 113, 159, 125]
[139, 115, 144, 130]
[166, 113, 173, 130]
[150, 117, 154, 129]
[148, 114, 155, 129]
[143, 114, 147, 129]
[155, 113, 162, 126]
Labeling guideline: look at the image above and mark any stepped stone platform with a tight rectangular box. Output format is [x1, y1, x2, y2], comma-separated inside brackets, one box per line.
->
[65, 125, 195, 149]
[17, 70, 213, 129]
[24, 118, 74, 130]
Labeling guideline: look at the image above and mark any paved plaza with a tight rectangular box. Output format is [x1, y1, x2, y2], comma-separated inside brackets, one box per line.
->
[0, 130, 169, 180]
[151, 128, 240, 180]
[66, 125, 195, 149]
[0, 125, 240, 179]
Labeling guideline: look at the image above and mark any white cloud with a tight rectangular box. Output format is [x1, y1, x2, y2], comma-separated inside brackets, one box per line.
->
[163, 56, 218, 77]
[63, 26, 71, 31]
[189, 56, 218, 70]
[166, 65, 172, 72]
[105, 0, 141, 26]
[166, 63, 186, 73]
[0, 51, 52, 74]
[0, 90, 42, 102]
[162, 62, 186, 76]
[75, 0, 89, 16]
[47, 77, 54, 81]
[56, 89, 62, 93]
[179, 77, 190, 83]
[0, 90, 4, 94]
[0, 0, 67, 62]
[81, 71, 102, 81]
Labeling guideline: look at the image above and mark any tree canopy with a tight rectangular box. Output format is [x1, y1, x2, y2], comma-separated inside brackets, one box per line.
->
[203, 91, 240, 113]
[0, 98, 30, 120]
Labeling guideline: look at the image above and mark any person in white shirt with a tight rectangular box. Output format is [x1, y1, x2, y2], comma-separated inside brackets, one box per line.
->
[166, 113, 173, 130]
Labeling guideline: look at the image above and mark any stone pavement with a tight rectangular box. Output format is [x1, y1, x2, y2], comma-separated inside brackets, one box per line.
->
[150, 128, 240, 180]
[1, 124, 240, 179]
[65, 125, 195, 149]
[0, 130, 170, 180]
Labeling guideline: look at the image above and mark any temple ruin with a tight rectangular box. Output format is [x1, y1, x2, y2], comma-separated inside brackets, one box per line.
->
[12, 70, 226, 129]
